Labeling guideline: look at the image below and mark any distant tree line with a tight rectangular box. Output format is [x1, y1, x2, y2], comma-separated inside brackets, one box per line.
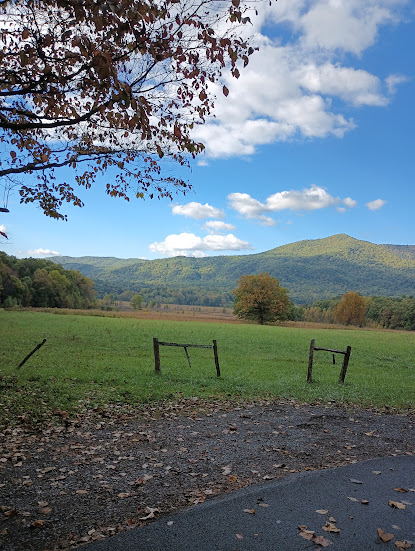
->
[299, 293, 415, 331]
[0, 252, 96, 308]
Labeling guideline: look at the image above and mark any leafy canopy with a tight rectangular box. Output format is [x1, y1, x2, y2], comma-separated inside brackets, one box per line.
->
[333, 291, 366, 326]
[232, 272, 291, 325]
[0, 0, 265, 219]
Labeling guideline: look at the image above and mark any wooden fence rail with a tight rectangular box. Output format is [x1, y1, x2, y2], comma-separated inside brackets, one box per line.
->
[153, 338, 220, 377]
[307, 339, 351, 383]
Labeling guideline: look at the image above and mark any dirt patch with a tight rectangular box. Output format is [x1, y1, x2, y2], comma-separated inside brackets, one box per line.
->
[0, 399, 414, 550]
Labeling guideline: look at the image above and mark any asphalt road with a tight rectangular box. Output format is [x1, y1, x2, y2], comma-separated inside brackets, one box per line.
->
[82, 455, 415, 550]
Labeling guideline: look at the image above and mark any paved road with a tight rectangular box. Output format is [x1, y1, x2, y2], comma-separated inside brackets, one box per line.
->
[83, 456, 415, 550]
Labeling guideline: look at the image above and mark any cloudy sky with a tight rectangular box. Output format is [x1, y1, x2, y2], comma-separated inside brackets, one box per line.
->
[2, 0, 415, 260]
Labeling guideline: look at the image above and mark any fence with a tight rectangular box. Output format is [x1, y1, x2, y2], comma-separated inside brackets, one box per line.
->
[153, 337, 220, 377]
[307, 339, 351, 383]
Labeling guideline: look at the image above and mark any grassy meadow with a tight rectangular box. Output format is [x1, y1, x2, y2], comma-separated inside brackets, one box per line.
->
[1, 309, 414, 426]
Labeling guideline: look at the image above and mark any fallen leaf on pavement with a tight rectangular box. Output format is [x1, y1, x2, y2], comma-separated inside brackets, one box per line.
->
[316, 509, 329, 515]
[394, 488, 409, 493]
[347, 497, 359, 502]
[75, 490, 88, 495]
[389, 501, 406, 510]
[378, 528, 395, 542]
[30, 520, 44, 529]
[298, 527, 315, 541]
[222, 465, 232, 476]
[243, 508, 256, 515]
[361, 500, 370, 505]
[235, 534, 243, 540]
[314, 535, 332, 547]
[322, 521, 340, 534]
[349, 478, 363, 484]
[395, 541, 413, 550]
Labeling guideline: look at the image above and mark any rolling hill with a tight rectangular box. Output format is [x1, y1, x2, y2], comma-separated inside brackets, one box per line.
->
[50, 234, 415, 305]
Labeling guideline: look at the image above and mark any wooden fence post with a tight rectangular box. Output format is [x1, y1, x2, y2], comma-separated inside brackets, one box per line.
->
[17, 338, 47, 369]
[153, 337, 161, 373]
[213, 340, 220, 377]
[339, 345, 351, 383]
[307, 339, 315, 382]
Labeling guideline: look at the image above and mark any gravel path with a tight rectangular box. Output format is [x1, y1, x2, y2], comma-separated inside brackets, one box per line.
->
[1, 399, 414, 550]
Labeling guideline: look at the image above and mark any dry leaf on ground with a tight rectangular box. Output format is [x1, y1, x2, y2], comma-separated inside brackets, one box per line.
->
[395, 540, 413, 550]
[378, 528, 395, 542]
[389, 501, 406, 510]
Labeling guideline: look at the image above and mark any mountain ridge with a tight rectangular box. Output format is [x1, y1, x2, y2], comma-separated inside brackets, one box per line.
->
[49, 234, 415, 305]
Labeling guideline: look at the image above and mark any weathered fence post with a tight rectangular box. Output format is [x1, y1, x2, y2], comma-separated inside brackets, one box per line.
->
[307, 339, 315, 382]
[213, 340, 220, 377]
[17, 338, 47, 369]
[153, 337, 161, 373]
[339, 345, 351, 383]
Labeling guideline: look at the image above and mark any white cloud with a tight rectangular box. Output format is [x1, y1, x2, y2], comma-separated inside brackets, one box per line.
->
[266, 185, 338, 211]
[203, 220, 236, 233]
[197, 159, 209, 167]
[149, 232, 253, 257]
[366, 198, 387, 211]
[227, 193, 276, 225]
[385, 74, 409, 95]
[171, 202, 225, 220]
[27, 248, 61, 257]
[189, 0, 408, 159]
[228, 185, 357, 222]
[343, 197, 358, 208]
[296, 63, 388, 106]
[298, 1, 398, 55]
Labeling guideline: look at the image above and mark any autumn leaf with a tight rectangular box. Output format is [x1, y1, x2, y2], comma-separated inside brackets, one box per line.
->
[378, 528, 395, 542]
[349, 478, 363, 484]
[322, 521, 340, 534]
[235, 534, 243, 540]
[243, 508, 255, 515]
[298, 525, 315, 541]
[395, 541, 413, 550]
[347, 497, 359, 502]
[222, 464, 232, 475]
[394, 488, 409, 493]
[316, 509, 329, 515]
[30, 520, 44, 529]
[314, 535, 332, 547]
[229, 475, 238, 482]
[361, 500, 370, 504]
[139, 508, 159, 521]
[223, 85, 229, 97]
[389, 501, 406, 510]
[76, 489, 88, 495]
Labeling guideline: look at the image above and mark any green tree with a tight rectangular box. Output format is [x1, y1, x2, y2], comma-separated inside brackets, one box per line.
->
[131, 294, 143, 310]
[333, 292, 366, 326]
[0, 0, 268, 219]
[232, 273, 291, 325]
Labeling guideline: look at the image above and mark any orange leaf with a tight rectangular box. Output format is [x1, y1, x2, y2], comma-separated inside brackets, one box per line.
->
[378, 528, 395, 542]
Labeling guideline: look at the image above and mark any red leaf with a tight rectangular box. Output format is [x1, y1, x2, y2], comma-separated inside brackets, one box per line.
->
[223, 85, 229, 97]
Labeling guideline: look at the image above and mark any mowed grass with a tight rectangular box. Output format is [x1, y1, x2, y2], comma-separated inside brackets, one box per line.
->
[1, 309, 414, 426]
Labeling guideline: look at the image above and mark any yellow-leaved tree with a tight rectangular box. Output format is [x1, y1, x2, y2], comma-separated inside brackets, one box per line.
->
[232, 273, 291, 325]
[333, 292, 366, 326]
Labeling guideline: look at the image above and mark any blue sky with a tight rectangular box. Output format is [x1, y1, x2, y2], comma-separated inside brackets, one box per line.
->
[2, 0, 415, 260]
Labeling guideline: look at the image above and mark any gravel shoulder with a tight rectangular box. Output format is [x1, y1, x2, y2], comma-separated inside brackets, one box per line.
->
[1, 399, 414, 550]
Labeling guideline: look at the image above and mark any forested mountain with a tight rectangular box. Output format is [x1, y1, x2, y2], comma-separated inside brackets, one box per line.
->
[50, 234, 415, 305]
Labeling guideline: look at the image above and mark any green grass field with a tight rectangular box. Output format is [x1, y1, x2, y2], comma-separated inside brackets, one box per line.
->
[1, 310, 414, 426]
